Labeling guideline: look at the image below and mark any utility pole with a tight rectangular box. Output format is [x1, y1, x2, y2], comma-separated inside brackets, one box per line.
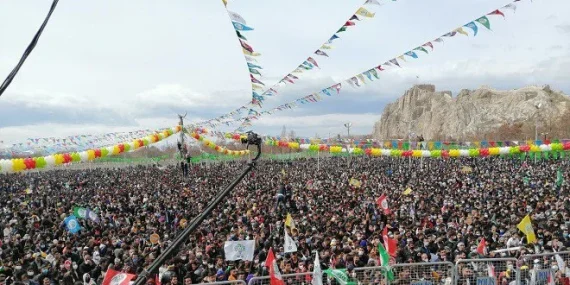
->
[344, 123, 352, 138]
[177, 113, 189, 170]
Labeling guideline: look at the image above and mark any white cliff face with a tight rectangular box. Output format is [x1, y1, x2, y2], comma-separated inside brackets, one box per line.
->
[372, 84, 570, 140]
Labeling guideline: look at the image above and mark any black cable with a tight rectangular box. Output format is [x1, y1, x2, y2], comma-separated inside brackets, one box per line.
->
[0, 0, 60, 97]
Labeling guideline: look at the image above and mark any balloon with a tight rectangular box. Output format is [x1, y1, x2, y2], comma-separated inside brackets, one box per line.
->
[94, 149, 102, 158]
[79, 151, 89, 162]
[35, 157, 47, 168]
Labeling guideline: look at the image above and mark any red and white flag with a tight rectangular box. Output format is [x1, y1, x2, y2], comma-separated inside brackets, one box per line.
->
[265, 248, 284, 285]
[376, 194, 390, 215]
[477, 238, 486, 255]
[547, 271, 556, 285]
[382, 226, 398, 257]
[102, 269, 135, 285]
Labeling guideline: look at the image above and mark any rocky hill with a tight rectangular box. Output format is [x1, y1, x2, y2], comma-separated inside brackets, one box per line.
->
[372, 84, 570, 140]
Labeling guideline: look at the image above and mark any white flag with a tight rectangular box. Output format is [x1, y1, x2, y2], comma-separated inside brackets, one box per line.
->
[227, 11, 247, 24]
[284, 229, 297, 253]
[224, 240, 255, 261]
[365, 0, 382, 5]
[312, 252, 323, 285]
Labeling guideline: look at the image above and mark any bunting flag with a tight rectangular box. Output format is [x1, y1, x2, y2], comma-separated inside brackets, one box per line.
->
[222, 1, 266, 106]
[0, 126, 182, 173]
[198, 0, 389, 129]
[197, 0, 526, 130]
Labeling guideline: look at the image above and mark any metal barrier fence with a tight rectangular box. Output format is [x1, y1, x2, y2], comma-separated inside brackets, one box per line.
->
[351, 266, 386, 284]
[390, 262, 454, 285]
[456, 258, 519, 285]
[248, 272, 313, 285]
[520, 251, 570, 285]
[195, 281, 247, 285]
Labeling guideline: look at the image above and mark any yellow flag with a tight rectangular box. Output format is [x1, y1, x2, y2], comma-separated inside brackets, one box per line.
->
[281, 169, 286, 176]
[398, 55, 407, 62]
[349, 178, 362, 188]
[356, 7, 376, 18]
[252, 83, 263, 90]
[403, 188, 412, 195]
[285, 213, 296, 229]
[356, 74, 367, 84]
[243, 48, 261, 56]
[517, 215, 537, 244]
[222, 0, 227, 6]
[320, 44, 333, 50]
[455, 27, 469, 36]
[474, 141, 481, 148]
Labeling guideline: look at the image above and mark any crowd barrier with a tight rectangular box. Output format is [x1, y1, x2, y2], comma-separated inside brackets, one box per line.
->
[205, 253, 570, 285]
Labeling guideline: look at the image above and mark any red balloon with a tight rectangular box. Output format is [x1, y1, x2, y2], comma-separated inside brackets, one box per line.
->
[480, 148, 489, 156]
[564, 142, 570, 150]
[94, 149, 102, 158]
[520, 145, 530, 152]
[442, 150, 450, 158]
[365, 148, 372, 156]
[24, 158, 35, 169]
[63, 153, 72, 163]
[118, 144, 125, 153]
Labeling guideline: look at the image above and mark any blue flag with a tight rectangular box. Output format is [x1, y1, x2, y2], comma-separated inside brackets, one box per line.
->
[64, 215, 81, 234]
[232, 21, 254, 31]
[464, 22, 479, 36]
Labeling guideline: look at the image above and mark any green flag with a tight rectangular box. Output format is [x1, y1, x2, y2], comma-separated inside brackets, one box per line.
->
[324, 269, 355, 285]
[557, 169, 564, 187]
[378, 243, 395, 281]
[73, 207, 87, 219]
[476, 16, 491, 30]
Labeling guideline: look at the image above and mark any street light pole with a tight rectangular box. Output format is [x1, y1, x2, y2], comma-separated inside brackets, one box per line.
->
[534, 103, 542, 164]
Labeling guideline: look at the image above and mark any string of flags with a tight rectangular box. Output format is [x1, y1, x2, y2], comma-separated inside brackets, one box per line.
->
[0, 126, 182, 173]
[197, 0, 526, 132]
[221, 0, 264, 106]
[0, 128, 163, 157]
[198, 0, 390, 129]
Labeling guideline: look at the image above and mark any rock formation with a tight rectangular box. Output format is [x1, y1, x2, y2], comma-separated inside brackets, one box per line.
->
[372, 84, 570, 140]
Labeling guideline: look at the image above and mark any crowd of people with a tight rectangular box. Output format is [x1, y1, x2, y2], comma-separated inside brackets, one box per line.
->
[0, 155, 569, 285]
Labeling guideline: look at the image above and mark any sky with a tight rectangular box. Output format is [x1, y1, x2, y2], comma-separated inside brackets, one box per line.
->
[1, 0, 569, 146]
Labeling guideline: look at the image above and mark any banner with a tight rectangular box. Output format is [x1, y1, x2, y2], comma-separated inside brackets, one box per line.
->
[0, 126, 182, 173]
[224, 240, 255, 261]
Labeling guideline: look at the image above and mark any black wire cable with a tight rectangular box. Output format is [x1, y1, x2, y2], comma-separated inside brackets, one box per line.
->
[0, 0, 60, 97]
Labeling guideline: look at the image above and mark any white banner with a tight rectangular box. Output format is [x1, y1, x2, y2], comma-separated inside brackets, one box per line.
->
[224, 240, 255, 261]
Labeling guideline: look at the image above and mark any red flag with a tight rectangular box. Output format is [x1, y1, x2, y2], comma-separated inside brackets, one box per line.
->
[307, 57, 319, 68]
[376, 194, 390, 214]
[477, 238, 486, 255]
[382, 227, 398, 257]
[422, 42, 434, 50]
[376, 65, 384, 71]
[488, 9, 505, 17]
[265, 248, 284, 285]
[155, 274, 161, 285]
[240, 40, 254, 53]
[344, 21, 355, 26]
[102, 269, 135, 285]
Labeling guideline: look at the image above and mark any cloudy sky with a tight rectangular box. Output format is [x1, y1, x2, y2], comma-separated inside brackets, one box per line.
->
[1, 0, 569, 146]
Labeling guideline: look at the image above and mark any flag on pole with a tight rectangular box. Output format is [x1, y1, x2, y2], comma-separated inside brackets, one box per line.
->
[323, 269, 355, 285]
[102, 269, 135, 285]
[64, 215, 81, 234]
[382, 227, 398, 257]
[377, 243, 395, 281]
[477, 238, 486, 255]
[487, 264, 496, 278]
[376, 194, 390, 214]
[284, 228, 297, 253]
[73, 207, 88, 219]
[285, 213, 296, 230]
[312, 252, 323, 285]
[265, 248, 284, 285]
[517, 215, 537, 244]
[224, 240, 255, 261]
